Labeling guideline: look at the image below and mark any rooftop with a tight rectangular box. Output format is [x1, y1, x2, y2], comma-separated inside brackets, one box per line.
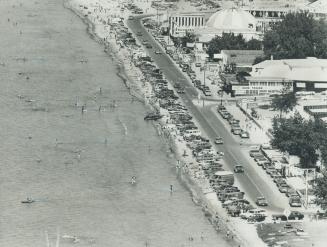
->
[206, 8, 257, 32]
[249, 57, 327, 82]
[221, 50, 264, 66]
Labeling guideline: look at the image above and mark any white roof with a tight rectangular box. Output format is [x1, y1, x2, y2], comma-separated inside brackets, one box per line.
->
[250, 57, 327, 82]
[206, 8, 257, 32]
[305, 0, 327, 14]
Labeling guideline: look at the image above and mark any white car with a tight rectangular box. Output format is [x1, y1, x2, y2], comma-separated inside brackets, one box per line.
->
[154, 50, 162, 54]
[240, 208, 267, 219]
[214, 137, 223, 144]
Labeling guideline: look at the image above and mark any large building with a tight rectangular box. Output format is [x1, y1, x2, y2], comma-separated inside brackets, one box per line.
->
[168, 13, 205, 37]
[195, 8, 262, 42]
[232, 57, 327, 96]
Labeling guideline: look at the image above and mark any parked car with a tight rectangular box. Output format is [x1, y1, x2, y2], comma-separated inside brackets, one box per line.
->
[257, 160, 270, 166]
[231, 128, 241, 135]
[289, 196, 302, 207]
[204, 90, 212, 96]
[256, 196, 268, 206]
[240, 130, 249, 138]
[266, 168, 276, 175]
[272, 211, 304, 221]
[254, 156, 268, 162]
[240, 208, 267, 219]
[249, 150, 262, 157]
[155, 50, 162, 54]
[286, 189, 298, 198]
[274, 177, 286, 185]
[278, 184, 290, 193]
[247, 213, 266, 222]
[234, 165, 244, 173]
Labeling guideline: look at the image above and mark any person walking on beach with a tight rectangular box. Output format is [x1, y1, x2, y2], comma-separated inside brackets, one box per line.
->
[226, 230, 230, 239]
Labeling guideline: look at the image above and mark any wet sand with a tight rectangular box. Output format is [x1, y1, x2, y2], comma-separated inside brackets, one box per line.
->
[0, 0, 231, 246]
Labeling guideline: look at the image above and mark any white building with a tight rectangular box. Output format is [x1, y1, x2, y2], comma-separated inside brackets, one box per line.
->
[195, 8, 262, 42]
[232, 57, 327, 96]
[169, 13, 205, 37]
[303, 0, 327, 20]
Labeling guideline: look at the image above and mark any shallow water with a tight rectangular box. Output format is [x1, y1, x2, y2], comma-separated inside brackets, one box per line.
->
[0, 0, 231, 246]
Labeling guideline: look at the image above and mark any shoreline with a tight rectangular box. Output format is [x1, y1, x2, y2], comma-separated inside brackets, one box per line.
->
[64, 1, 266, 246]
[64, 0, 146, 105]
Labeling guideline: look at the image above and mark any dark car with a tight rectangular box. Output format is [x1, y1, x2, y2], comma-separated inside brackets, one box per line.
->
[273, 211, 304, 221]
[256, 196, 268, 206]
[145, 44, 153, 49]
[234, 165, 244, 173]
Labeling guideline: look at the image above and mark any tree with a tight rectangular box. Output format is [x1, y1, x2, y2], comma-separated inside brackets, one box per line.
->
[263, 12, 327, 59]
[314, 172, 327, 209]
[271, 88, 297, 118]
[172, 32, 197, 48]
[270, 113, 320, 167]
[180, 32, 197, 47]
[207, 33, 248, 58]
[246, 38, 262, 50]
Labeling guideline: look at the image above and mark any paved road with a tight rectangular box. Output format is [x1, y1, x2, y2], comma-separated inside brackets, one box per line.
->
[127, 16, 289, 212]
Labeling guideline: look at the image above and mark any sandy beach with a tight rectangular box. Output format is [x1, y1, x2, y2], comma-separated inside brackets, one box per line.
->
[63, 0, 269, 247]
[0, 0, 237, 246]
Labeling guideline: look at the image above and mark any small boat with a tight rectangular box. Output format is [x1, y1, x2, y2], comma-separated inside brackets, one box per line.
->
[144, 112, 162, 121]
[21, 198, 35, 204]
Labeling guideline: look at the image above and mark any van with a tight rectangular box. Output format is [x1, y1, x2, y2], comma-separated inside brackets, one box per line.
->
[183, 129, 201, 137]
[240, 208, 267, 219]
[210, 170, 234, 185]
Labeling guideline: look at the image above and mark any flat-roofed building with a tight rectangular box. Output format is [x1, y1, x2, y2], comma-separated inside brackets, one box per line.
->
[169, 13, 205, 37]
[220, 49, 264, 70]
[232, 57, 327, 96]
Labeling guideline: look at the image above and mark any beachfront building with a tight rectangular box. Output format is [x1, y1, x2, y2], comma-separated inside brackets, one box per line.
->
[231, 57, 327, 96]
[195, 8, 262, 42]
[168, 13, 205, 37]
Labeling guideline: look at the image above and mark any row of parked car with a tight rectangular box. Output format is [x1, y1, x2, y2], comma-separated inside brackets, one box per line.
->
[125, 3, 144, 14]
[249, 147, 303, 207]
[217, 105, 249, 138]
[148, 32, 213, 98]
[128, 15, 305, 224]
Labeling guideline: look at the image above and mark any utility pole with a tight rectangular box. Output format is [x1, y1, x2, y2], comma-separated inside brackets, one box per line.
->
[303, 168, 316, 208]
[202, 62, 206, 108]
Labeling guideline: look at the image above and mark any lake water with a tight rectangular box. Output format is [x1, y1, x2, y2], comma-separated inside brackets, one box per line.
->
[0, 0, 231, 246]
